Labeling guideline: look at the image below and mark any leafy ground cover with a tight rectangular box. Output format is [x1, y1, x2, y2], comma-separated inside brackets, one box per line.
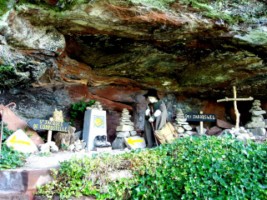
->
[0, 125, 26, 170]
[37, 136, 267, 199]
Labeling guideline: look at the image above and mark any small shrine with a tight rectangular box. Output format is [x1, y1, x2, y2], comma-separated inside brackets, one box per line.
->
[83, 101, 111, 151]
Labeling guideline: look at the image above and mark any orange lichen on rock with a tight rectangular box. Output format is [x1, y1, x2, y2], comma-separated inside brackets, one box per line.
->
[66, 84, 133, 111]
[107, 4, 185, 26]
[57, 53, 140, 87]
[57, 54, 92, 85]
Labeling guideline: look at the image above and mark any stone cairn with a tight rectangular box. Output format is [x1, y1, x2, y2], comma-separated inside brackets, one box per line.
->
[174, 109, 193, 137]
[112, 108, 137, 150]
[245, 100, 266, 137]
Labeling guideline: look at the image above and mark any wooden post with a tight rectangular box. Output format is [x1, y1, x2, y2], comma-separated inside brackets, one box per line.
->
[217, 86, 253, 129]
[47, 117, 54, 144]
[0, 110, 3, 156]
[199, 111, 204, 135]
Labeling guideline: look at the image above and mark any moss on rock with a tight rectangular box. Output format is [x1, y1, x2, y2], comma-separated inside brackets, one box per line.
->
[179, 0, 267, 24]
[235, 28, 267, 46]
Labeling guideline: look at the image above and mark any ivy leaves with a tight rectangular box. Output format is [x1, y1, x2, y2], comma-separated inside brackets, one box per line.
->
[0, 125, 26, 170]
[37, 137, 267, 199]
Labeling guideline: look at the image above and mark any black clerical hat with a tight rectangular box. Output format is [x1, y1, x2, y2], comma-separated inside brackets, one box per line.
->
[144, 89, 159, 99]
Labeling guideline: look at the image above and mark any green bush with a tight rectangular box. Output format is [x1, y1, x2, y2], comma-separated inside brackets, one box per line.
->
[1, 124, 13, 141]
[0, 0, 9, 16]
[37, 154, 127, 199]
[37, 137, 267, 199]
[0, 124, 26, 170]
[69, 99, 95, 125]
[0, 144, 26, 170]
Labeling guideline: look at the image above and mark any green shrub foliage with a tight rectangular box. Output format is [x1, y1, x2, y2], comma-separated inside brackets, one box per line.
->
[0, 124, 26, 170]
[1, 124, 13, 141]
[0, 144, 26, 170]
[69, 99, 95, 125]
[37, 137, 267, 199]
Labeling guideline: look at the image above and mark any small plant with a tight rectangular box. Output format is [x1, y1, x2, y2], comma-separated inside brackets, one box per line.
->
[0, 0, 10, 16]
[0, 144, 26, 170]
[0, 65, 13, 73]
[69, 99, 95, 125]
[38, 152, 51, 157]
[0, 124, 27, 169]
[1, 124, 13, 141]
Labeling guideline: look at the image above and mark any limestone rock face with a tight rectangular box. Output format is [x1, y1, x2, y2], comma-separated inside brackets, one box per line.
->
[0, 11, 65, 88]
[1, 11, 65, 54]
[0, 44, 49, 88]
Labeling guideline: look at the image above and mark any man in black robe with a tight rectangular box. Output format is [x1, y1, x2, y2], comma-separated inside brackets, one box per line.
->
[144, 89, 167, 147]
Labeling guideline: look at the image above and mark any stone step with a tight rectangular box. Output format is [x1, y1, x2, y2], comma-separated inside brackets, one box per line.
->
[0, 191, 30, 200]
[0, 169, 52, 200]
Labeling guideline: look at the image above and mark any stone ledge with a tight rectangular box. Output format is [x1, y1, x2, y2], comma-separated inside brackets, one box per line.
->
[0, 169, 52, 200]
[0, 191, 30, 200]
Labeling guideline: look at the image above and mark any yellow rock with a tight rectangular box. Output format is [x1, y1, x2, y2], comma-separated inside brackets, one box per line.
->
[125, 136, 146, 149]
[6, 129, 38, 153]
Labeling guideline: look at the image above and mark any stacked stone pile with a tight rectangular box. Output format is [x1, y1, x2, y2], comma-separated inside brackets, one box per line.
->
[245, 100, 266, 137]
[116, 109, 135, 133]
[112, 109, 137, 149]
[174, 109, 193, 137]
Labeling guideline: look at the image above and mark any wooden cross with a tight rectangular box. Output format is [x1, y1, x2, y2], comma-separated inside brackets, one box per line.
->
[217, 86, 253, 129]
[47, 117, 54, 144]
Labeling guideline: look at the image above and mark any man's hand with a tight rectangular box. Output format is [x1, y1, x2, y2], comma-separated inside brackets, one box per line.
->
[145, 108, 151, 116]
[154, 109, 162, 117]
[148, 116, 155, 122]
